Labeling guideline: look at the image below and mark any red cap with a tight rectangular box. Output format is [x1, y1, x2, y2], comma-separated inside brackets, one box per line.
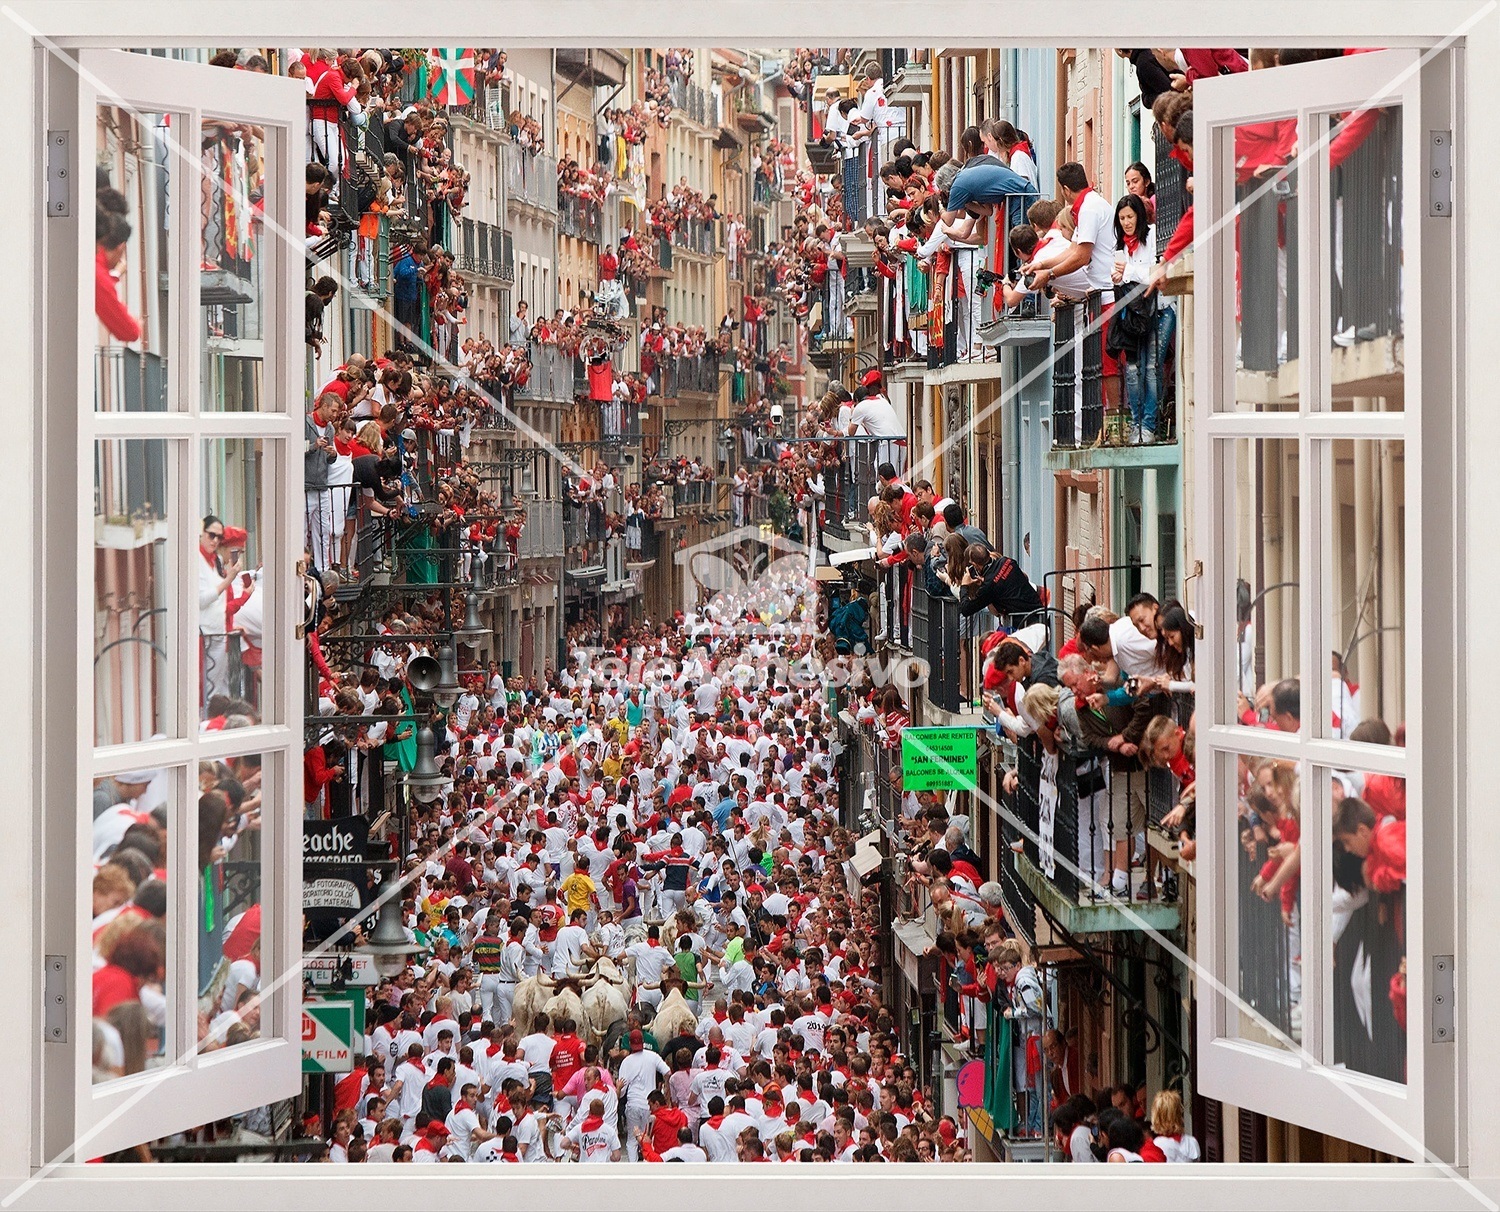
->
[861, 368, 883, 388]
[937, 1119, 957, 1143]
[629, 1029, 645, 1051]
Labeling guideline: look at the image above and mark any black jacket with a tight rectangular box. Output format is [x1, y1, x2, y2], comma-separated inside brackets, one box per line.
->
[959, 554, 1044, 621]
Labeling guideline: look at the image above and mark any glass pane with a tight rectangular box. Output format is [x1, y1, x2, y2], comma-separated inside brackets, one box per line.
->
[1231, 751, 1301, 1051]
[95, 106, 173, 412]
[91, 770, 173, 1085]
[200, 116, 269, 411]
[198, 752, 265, 1055]
[1327, 439, 1406, 743]
[1321, 106, 1404, 412]
[1228, 438, 1301, 725]
[1230, 117, 1299, 411]
[1327, 767, 1407, 1082]
[94, 439, 175, 747]
[198, 439, 267, 727]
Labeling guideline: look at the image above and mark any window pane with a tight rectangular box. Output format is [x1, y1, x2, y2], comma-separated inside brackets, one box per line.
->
[198, 439, 266, 727]
[200, 117, 269, 411]
[1228, 438, 1301, 722]
[1327, 439, 1405, 743]
[94, 438, 175, 747]
[1229, 118, 1299, 412]
[95, 107, 173, 412]
[1229, 751, 1301, 1052]
[198, 752, 265, 1055]
[91, 770, 173, 1085]
[1320, 106, 1404, 412]
[1328, 767, 1407, 1083]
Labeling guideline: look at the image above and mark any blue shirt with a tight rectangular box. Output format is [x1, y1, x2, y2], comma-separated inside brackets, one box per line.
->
[392, 253, 421, 303]
[712, 797, 737, 831]
[946, 162, 1038, 228]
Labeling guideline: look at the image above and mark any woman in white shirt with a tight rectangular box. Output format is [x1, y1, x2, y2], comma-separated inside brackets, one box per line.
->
[1111, 193, 1175, 445]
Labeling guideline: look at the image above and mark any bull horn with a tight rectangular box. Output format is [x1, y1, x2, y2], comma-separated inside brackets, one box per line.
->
[536, 974, 556, 989]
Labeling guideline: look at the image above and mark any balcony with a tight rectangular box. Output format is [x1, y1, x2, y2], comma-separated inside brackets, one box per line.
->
[667, 78, 716, 128]
[453, 217, 514, 283]
[908, 583, 988, 727]
[555, 47, 627, 88]
[515, 498, 564, 560]
[558, 193, 603, 243]
[653, 352, 722, 400]
[1002, 730, 1184, 937]
[453, 83, 512, 135]
[504, 145, 558, 213]
[515, 342, 579, 404]
[886, 52, 933, 103]
[670, 217, 719, 259]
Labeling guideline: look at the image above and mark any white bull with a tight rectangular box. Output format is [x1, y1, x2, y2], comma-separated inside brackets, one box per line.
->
[511, 974, 550, 1038]
[649, 987, 698, 1042]
[579, 959, 630, 1045]
[539, 976, 586, 1030]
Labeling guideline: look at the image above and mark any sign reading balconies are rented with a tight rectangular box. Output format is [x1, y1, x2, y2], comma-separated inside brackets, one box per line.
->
[900, 727, 978, 792]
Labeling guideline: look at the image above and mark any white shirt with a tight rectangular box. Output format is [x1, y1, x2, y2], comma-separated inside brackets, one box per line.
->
[616, 1049, 670, 1109]
[1073, 189, 1119, 295]
[1109, 614, 1167, 678]
[849, 394, 904, 438]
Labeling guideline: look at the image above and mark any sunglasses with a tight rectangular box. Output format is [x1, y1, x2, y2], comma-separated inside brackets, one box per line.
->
[203, 530, 225, 540]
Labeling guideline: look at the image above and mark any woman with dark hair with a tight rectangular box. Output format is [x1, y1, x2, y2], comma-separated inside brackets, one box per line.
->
[1154, 600, 1196, 684]
[1124, 160, 1157, 220]
[1111, 192, 1175, 444]
[992, 121, 1038, 188]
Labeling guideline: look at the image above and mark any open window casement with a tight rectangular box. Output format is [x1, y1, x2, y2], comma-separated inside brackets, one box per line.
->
[1193, 48, 1462, 1162]
[40, 49, 305, 1159]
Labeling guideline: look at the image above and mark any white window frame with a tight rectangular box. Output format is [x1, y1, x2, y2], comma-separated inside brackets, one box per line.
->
[44, 49, 305, 1160]
[1194, 48, 1460, 1161]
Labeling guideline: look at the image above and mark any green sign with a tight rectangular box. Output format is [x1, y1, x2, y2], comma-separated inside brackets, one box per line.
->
[900, 726, 978, 791]
[301, 995, 359, 1074]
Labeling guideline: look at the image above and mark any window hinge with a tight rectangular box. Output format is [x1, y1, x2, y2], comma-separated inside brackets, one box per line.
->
[1429, 130, 1453, 218]
[1432, 955, 1456, 1043]
[43, 955, 67, 1043]
[45, 131, 71, 218]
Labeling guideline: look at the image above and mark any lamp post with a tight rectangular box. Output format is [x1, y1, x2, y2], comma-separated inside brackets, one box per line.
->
[356, 859, 423, 979]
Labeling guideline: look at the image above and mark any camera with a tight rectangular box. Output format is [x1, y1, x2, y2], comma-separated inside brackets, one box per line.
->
[769, 404, 785, 425]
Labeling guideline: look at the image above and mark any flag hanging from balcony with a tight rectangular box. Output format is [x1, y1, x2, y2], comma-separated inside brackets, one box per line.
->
[427, 48, 477, 107]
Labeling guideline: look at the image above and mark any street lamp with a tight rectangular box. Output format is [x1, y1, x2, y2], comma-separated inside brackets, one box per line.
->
[453, 590, 490, 648]
[432, 641, 461, 707]
[356, 860, 423, 979]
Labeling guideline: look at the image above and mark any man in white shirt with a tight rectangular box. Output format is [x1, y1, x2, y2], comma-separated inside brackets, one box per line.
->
[616, 1030, 670, 1160]
[1026, 161, 1118, 300]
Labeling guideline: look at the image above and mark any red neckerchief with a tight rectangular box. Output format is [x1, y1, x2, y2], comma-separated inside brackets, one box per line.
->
[705, 1114, 725, 1129]
[581, 1114, 605, 1131]
[454, 1099, 473, 1114]
[501, 1151, 520, 1162]
[1069, 186, 1094, 224]
[1123, 232, 1142, 255]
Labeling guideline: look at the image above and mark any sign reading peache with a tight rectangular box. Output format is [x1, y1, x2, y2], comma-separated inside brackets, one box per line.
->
[303, 817, 369, 942]
[900, 726, 978, 791]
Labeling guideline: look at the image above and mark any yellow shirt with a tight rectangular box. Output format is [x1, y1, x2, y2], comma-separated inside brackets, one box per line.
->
[607, 716, 629, 745]
[560, 871, 596, 915]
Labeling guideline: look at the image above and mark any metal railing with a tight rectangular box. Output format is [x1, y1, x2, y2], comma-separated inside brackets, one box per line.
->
[1051, 289, 1107, 448]
[516, 498, 564, 559]
[504, 145, 558, 212]
[929, 245, 998, 368]
[453, 217, 514, 281]
[879, 562, 910, 649]
[655, 352, 722, 398]
[670, 216, 719, 257]
[1009, 737, 1179, 907]
[1152, 127, 1189, 262]
[667, 79, 714, 126]
[515, 342, 579, 403]
[558, 193, 603, 243]
[455, 83, 512, 133]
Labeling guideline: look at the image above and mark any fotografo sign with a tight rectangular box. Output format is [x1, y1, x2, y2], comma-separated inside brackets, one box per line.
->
[303, 817, 369, 939]
[900, 726, 979, 792]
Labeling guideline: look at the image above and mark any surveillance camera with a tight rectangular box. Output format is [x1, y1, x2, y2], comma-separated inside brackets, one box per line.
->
[770, 404, 784, 425]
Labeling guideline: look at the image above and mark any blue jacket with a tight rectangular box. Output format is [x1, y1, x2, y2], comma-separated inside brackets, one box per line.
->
[392, 253, 421, 303]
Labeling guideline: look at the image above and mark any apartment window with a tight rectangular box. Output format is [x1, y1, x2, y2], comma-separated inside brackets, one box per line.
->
[1195, 49, 1458, 1162]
